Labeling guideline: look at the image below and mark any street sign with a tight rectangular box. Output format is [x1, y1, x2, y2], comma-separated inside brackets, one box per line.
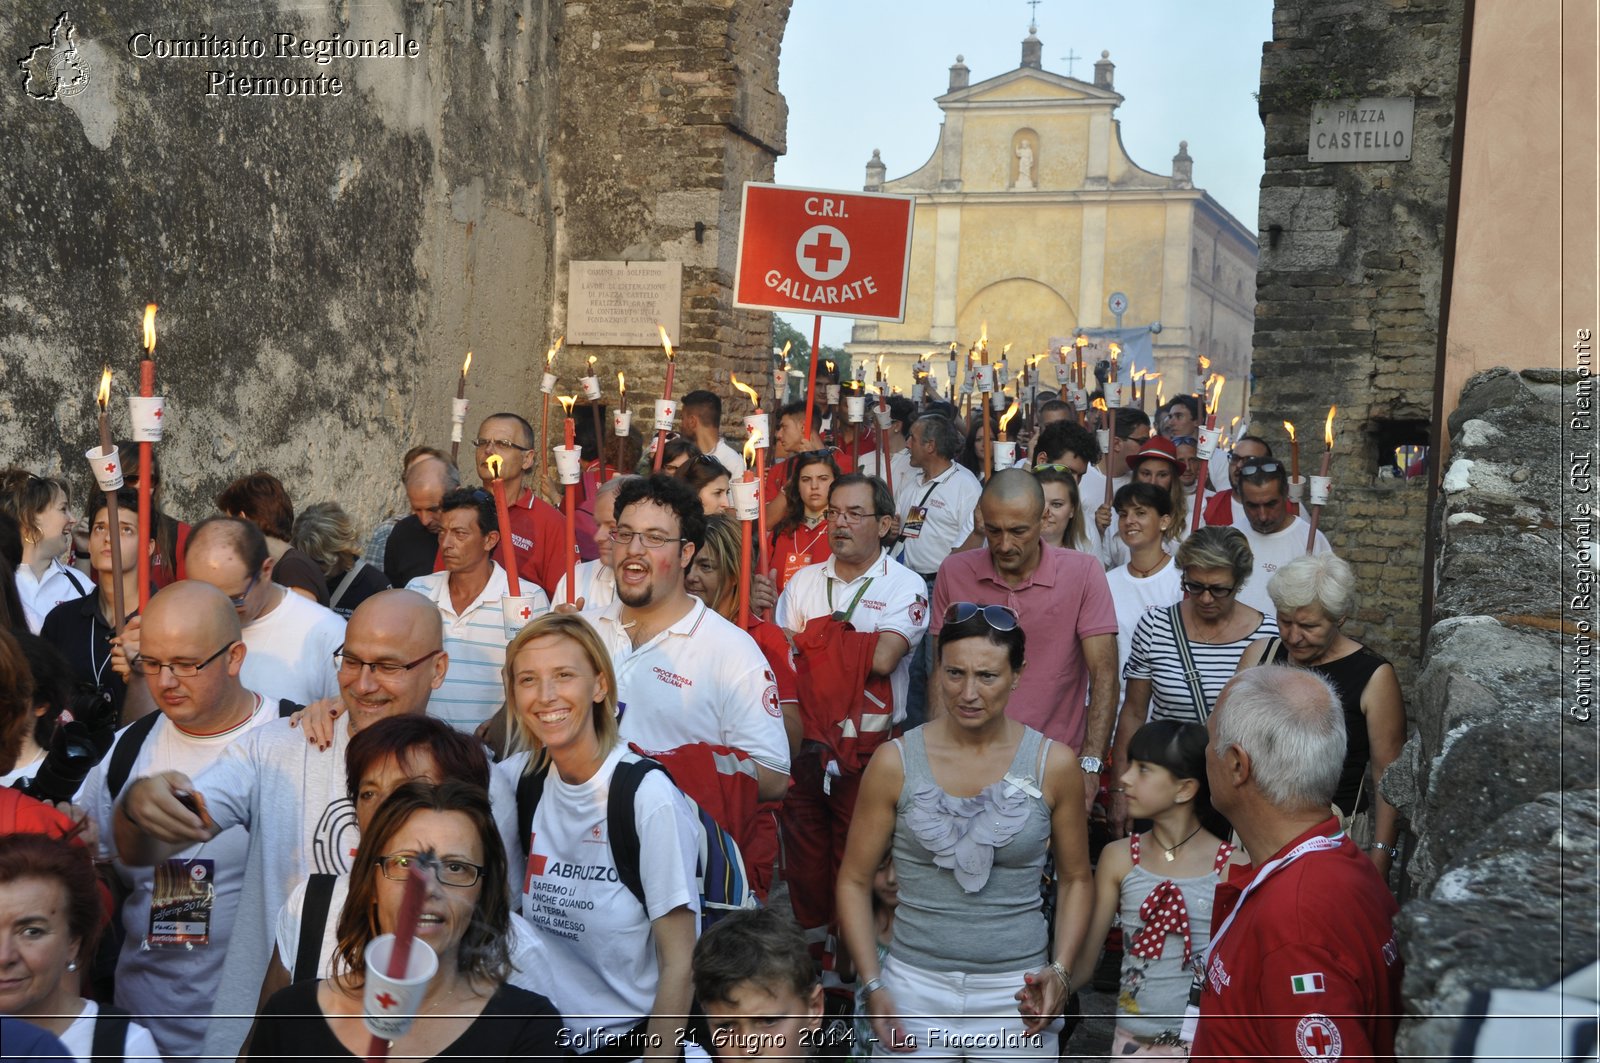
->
[733, 182, 916, 322]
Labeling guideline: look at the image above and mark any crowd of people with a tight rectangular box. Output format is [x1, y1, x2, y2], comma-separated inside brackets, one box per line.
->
[0, 372, 1408, 1061]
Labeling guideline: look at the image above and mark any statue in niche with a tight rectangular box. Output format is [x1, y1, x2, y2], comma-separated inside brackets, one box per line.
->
[1014, 139, 1036, 190]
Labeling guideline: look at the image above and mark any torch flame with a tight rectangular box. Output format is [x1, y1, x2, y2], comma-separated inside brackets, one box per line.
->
[143, 304, 158, 354]
[1283, 420, 1296, 442]
[743, 436, 758, 465]
[824, 360, 834, 374]
[1207, 375, 1226, 416]
[979, 322, 988, 347]
[730, 372, 760, 408]
[1001, 342, 1012, 357]
[587, 355, 597, 370]
[1131, 368, 1145, 383]
[657, 326, 674, 361]
[876, 354, 885, 377]
[485, 453, 503, 477]
[1092, 398, 1108, 414]
[545, 339, 562, 368]
[780, 340, 791, 360]
[461, 350, 473, 376]
[1108, 341, 1122, 359]
[558, 395, 577, 416]
[1324, 405, 1337, 448]
[1198, 354, 1212, 371]
[1075, 334, 1089, 349]
[618, 371, 626, 393]
[1146, 371, 1163, 382]
[998, 399, 1021, 434]
[97, 367, 112, 409]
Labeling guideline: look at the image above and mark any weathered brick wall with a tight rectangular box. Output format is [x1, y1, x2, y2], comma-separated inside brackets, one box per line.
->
[1251, 0, 1466, 686]
[549, 0, 790, 445]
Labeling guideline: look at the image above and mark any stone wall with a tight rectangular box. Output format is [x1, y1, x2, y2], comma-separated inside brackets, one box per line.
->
[1384, 367, 1597, 1057]
[1250, 0, 1467, 687]
[547, 0, 790, 451]
[0, 0, 560, 526]
[0, 0, 790, 528]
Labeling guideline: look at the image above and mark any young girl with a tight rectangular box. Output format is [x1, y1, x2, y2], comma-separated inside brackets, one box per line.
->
[1034, 465, 1090, 552]
[768, 451, 839, 591]
[1071, 721, 1237, 1057]
[850, 855, 898, 1061]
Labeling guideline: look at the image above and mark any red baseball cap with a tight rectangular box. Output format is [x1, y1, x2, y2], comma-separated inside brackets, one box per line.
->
[1128, 435, 1183, 471]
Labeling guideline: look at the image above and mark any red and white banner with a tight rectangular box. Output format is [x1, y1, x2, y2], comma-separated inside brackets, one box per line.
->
[733, 182, 915, 323]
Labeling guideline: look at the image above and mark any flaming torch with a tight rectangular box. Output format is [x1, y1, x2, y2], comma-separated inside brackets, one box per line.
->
[993, 397, 1021, 473]
[135, 304, 158, 610]
[731, 437, 761, 626]
[484, 454, 522, 597]
[614, 372, 629, 481]
[450, 350, 472, 466]
[558, 396, 579, 600]
[651, 326, 677, 471]
[537, 339, 562, 493]
[93, 369, 127, 634]
[1191, 375, 1227, 532]
[1283, 420, 1302, 502]
[874, 355, 893, 493]
[1307, 406, 1336, 553]
[731, 374, 770, 587]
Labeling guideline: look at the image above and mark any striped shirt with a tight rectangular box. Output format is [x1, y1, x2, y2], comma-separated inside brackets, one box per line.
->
[1124, 605, 1278, 724]
[406, 563, 547, 732]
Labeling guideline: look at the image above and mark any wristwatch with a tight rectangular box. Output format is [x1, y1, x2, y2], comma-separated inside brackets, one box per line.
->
[1079, 756, 1104, 775]
[1368, 842, 1398, 857]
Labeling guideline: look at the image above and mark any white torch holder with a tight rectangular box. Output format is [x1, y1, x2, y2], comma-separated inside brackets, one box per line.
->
[553, 445, 583, 486]
[362, 934, 439, 1040]
[1196, 425, 1223, 460]
[1104, 382, 1124, 409]
[1288, 475, 1307, 503]
[86, 445, 124, 492]
[874, 403, 892, 428]
[580, 375, 602, 401]
[653, 399, 677, 433]
[973, 365, 996, 393]
[826, 384, 841, 406]
[540, 372, 557, 396]
[845, 396, 865, 423]
[991, 441, 1017, 468]
[128, 397, 166, 442]
[1096, 429, 1111, 455]
[728, 477, 761, 521]
[743, 413, 770, 449]
[502, 594, 544, 639]
[1308, 475, 1332, 506]
[612, 410, 633, 437]
[1069, 386, 1089, 412]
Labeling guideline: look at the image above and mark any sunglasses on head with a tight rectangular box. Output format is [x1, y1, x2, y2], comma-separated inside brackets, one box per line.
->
[1238, 461, 1285, 477]
[943, 602, 1019, 631]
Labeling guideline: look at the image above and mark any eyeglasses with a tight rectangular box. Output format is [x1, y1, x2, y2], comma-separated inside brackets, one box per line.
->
[130, 641, 236, 678]
[472, 437, 532, 452]
[609, 528, 686, 550]
[226, 573, 260, 608]
[1181, 579, 1237, 600]
[823, 507, 879, 526]
[1238, 461, 1285, 477]
[942, 602, 1019, 631]
[375, 852, 485, 888]
[334, 646, 445, 678]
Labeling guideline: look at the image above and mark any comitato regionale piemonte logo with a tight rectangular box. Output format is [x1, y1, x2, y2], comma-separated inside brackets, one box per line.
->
[19, 11, 89, 100]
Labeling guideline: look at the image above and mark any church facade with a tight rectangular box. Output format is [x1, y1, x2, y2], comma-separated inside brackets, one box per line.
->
[846, 31, 1257, 411]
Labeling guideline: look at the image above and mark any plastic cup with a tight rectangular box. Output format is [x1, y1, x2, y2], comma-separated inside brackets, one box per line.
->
[612, 410, 633, 437]
[728, 477, 761, 521]
[128, 397, 166, 442]
[1096, 429, 1111, 454]
[1288, 475, 1307, 503]
[361, 934, 439, 1040]
[743, 413, 769, 449]
[1309, 475, 1332, 506]
[874, 403, 892, 428]
[1070, 386, 1089, 412]
[653, 399, 676, 432]
[1196, 425, 1222, 460]
[973, 365, 995, 392]
[845, 396, 866, 423]
[450, 397, 470, 424]
[85, 446, 124, 491]
[826, 384, 841, 405]
[1054, 362, 1072, 386]
[502, 594, 544, 639]
[553, 446, 583, 485]
[540, 372, 557, 396]
[580, 375, 602, 401]
[991, 441, 1017, 468]
[1104, 382, 1123, 409]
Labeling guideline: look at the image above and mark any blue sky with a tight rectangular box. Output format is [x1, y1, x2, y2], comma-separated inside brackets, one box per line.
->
[771, 0, 1274, 347]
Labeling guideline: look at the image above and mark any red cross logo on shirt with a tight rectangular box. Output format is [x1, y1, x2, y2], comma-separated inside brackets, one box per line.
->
[1295, 1015, 1342, 1059]
[523, 833, 547, 892]
[375, 992, 398, 1010]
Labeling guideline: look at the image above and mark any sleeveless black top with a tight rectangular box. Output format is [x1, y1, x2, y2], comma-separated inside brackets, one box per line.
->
[1269, 642, 1389, 814]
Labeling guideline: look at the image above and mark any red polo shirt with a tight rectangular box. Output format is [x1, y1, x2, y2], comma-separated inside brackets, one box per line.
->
[1192, 817, 1401, 1062]
[929, 544, 1117, 750]
[433, 487, 573, 599]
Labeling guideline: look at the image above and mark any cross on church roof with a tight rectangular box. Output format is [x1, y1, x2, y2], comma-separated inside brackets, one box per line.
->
[1026, 0, 1042, 29]
[1061, 48, 1081, 77]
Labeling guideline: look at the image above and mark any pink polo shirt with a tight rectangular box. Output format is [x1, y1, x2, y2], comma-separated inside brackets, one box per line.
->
[930, 544, 1118, 750]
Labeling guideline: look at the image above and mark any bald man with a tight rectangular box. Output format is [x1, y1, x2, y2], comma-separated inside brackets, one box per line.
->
[114, 588, 515, 1059]
[384, 454, 461, 586]
[77, 582, 277, 1059]
[1194, 667, 1401, 1059]
[928, 469, 1120, 809]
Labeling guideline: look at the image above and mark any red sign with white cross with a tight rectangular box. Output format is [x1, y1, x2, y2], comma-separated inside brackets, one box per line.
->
[733, 182, 916, 322]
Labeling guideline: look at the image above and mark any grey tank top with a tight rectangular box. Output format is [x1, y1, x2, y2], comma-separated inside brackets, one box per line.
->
[889, 725, 1053, 973]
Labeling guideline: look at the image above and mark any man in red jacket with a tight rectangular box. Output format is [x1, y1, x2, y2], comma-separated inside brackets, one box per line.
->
[460, 413, 573, 598]
[1192, 666, 1401, 1061]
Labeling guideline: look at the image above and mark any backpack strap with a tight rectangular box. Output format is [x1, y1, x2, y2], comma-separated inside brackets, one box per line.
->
[606, 757, 660, 912]
[515, 760, 551, 852]
[328, 560, 368, 612]
[106, 713, 162, 801]
[1167, 604, 1212, 721]
[293, 873, 338, 983]
[91, 1003, 132, 1063]
[60, 563, 90, 598]
[1258, 636, 1286, 666]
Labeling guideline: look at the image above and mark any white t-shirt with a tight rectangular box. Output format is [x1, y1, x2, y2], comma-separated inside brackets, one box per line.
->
[0, 750, 45, 788]
[856, 446, 913, 489]
[78, 696, 277, 1060]
[274, 873, 556, 998]
[556, 559, 617, 612]
[192, 715, 521, 1059]
[1238, 518, 1333, 616]
[240, 588, 346, 707]
[581, 598, 790, 774]
[710, 438, 748, 479]
[1105, 562, 1185, 680]
[892, 462, 982, 576]
[58, 999, 161, 1063]
[406, 564, 541, 732]
[504, 746, 700, 1052]
[775, 549, 929, 721]
[14, 558, 91, 633]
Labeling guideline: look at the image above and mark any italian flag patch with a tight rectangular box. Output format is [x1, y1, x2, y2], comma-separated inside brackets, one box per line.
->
[1291, 972, 1326, 994]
